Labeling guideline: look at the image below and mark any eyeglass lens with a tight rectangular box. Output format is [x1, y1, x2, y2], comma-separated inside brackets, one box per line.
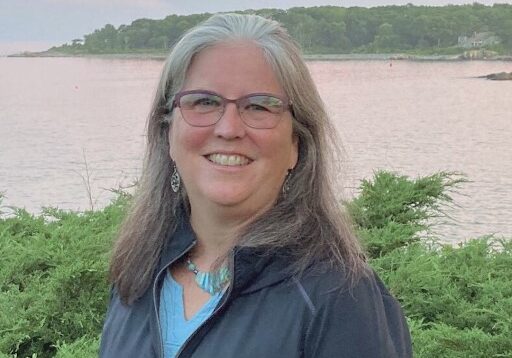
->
[177, 92, 286, 129]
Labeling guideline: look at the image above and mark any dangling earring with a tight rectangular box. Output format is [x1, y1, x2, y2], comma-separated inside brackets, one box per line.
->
[282, 169, 292, 196]
[171, 164, 180, 193]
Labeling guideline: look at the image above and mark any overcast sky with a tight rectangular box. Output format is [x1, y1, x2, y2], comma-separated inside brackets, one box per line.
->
[0, 0, 509, 55]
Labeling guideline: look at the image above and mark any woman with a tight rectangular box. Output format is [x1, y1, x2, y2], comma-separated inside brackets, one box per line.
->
[100, 13, 412, 358]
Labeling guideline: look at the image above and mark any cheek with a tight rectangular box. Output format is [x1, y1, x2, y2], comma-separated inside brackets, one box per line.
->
[182, 131, 207, 149]
[169, 119, 210, 160]
[267, 123, 297, 168]
[257, 134, 295, 169]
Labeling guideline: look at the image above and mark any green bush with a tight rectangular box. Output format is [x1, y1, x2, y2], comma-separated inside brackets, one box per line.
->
[0, 194, 128, 358]
[347, 171, 466, 257]
[54, 336, 100, 358]
[0, 172, 510, 357]
[354, 171, 512, 357]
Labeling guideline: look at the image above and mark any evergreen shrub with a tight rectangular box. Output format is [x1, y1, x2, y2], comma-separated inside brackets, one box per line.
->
[0, 173, 510, 357]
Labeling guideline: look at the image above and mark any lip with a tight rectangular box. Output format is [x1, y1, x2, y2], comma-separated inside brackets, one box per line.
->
[204, 150, 254, 159]
[203, 152, 254, 167]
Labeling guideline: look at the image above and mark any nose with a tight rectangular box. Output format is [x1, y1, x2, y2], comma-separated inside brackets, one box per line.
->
[213, 102, 247, 139]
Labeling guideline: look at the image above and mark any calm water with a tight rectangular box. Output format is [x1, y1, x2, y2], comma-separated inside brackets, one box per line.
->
[0, 57, 511, 242]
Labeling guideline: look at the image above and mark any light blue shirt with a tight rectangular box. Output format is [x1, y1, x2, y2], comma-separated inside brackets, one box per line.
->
[159, 271, 224, 358]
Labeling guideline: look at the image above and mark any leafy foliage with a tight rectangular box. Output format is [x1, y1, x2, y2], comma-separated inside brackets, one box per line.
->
[346, 171, 466, 257]
[0, 172, 510, 357]
[49, 4, 512, 55]
[0, 195, 128, 358]
[353, 171, 512, 357]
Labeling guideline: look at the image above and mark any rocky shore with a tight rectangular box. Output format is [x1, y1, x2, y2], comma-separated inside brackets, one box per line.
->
[479, 71, 512, 80]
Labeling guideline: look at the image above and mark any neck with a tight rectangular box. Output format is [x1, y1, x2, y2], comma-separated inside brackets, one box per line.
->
[188, 203, 260, 270]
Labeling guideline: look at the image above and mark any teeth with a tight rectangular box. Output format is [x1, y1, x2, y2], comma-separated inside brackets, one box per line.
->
[207, 154, 250, 166]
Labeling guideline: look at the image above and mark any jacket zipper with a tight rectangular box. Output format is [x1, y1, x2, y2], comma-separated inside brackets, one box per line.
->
[153, 241, 197, 358]
[174, 251, 235, 358]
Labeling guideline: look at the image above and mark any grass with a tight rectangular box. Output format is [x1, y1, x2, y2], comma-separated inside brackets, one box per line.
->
[0, 171, 510, 357]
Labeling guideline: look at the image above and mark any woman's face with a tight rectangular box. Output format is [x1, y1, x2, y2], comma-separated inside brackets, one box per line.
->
[169, 41, 298, 221]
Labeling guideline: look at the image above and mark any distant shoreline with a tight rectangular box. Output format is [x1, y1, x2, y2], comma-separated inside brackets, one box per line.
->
[6, 51, 168, 60]
[7, 51, 512, 62]
[306, 53, 512, 62]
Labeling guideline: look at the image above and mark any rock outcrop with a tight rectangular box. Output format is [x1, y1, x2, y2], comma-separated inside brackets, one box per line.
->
[481, 72, 512, 80]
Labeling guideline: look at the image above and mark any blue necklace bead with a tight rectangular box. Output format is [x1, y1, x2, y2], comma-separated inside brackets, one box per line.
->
[186, 257, 230, 295]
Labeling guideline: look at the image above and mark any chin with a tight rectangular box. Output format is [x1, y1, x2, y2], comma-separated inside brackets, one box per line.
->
[205, 191, 268, 213]
[190, 183, 278, 215]
[207, 192, 250, 208]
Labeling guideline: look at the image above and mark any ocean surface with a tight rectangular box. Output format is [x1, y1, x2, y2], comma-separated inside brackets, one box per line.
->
[1, 56, 511, 242]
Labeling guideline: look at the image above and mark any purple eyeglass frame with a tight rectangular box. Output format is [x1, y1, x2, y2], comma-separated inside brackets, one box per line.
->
[173, 89, 292, 110]
[171, 89, 293, 128]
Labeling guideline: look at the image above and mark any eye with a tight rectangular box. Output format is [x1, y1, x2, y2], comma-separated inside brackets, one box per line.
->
[195, 96, 219, 107]
[180, 93, 222, 112]
[246, 103, 269, 112]
[245, 95, 284, 114]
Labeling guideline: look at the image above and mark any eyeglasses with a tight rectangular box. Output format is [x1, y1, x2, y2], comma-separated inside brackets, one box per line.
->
[172, 90, 292, 129]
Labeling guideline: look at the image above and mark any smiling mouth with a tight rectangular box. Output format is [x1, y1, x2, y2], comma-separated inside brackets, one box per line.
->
[206, 153, 251, 166]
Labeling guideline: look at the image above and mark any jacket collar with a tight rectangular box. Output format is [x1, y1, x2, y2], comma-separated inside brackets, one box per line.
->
[158, 218, 197, 273]
[232, 246, 293, 295]
[158, 218, 294, 295]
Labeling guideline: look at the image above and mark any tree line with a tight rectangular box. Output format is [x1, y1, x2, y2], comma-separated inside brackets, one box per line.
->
[50, 4, 512, 55]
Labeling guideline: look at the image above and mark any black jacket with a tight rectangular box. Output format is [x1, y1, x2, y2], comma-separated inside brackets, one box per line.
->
[99, 220, 412, 358]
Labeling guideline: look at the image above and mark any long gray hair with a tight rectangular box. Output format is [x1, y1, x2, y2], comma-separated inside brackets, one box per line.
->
[110, 13, 366, 304]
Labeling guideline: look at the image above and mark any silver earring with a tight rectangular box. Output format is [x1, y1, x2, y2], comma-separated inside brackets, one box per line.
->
[282, 170, 292, 196]
[171, 165, 180, 193]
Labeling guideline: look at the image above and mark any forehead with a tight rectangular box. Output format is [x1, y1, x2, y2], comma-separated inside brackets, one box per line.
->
[182, 41, 284, 96]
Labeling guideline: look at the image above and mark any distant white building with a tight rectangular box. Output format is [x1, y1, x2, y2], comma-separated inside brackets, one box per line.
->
[458, 32, 501, 48]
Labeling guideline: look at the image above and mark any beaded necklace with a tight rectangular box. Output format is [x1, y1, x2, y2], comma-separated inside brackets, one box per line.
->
[185, 257, 230, 295]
